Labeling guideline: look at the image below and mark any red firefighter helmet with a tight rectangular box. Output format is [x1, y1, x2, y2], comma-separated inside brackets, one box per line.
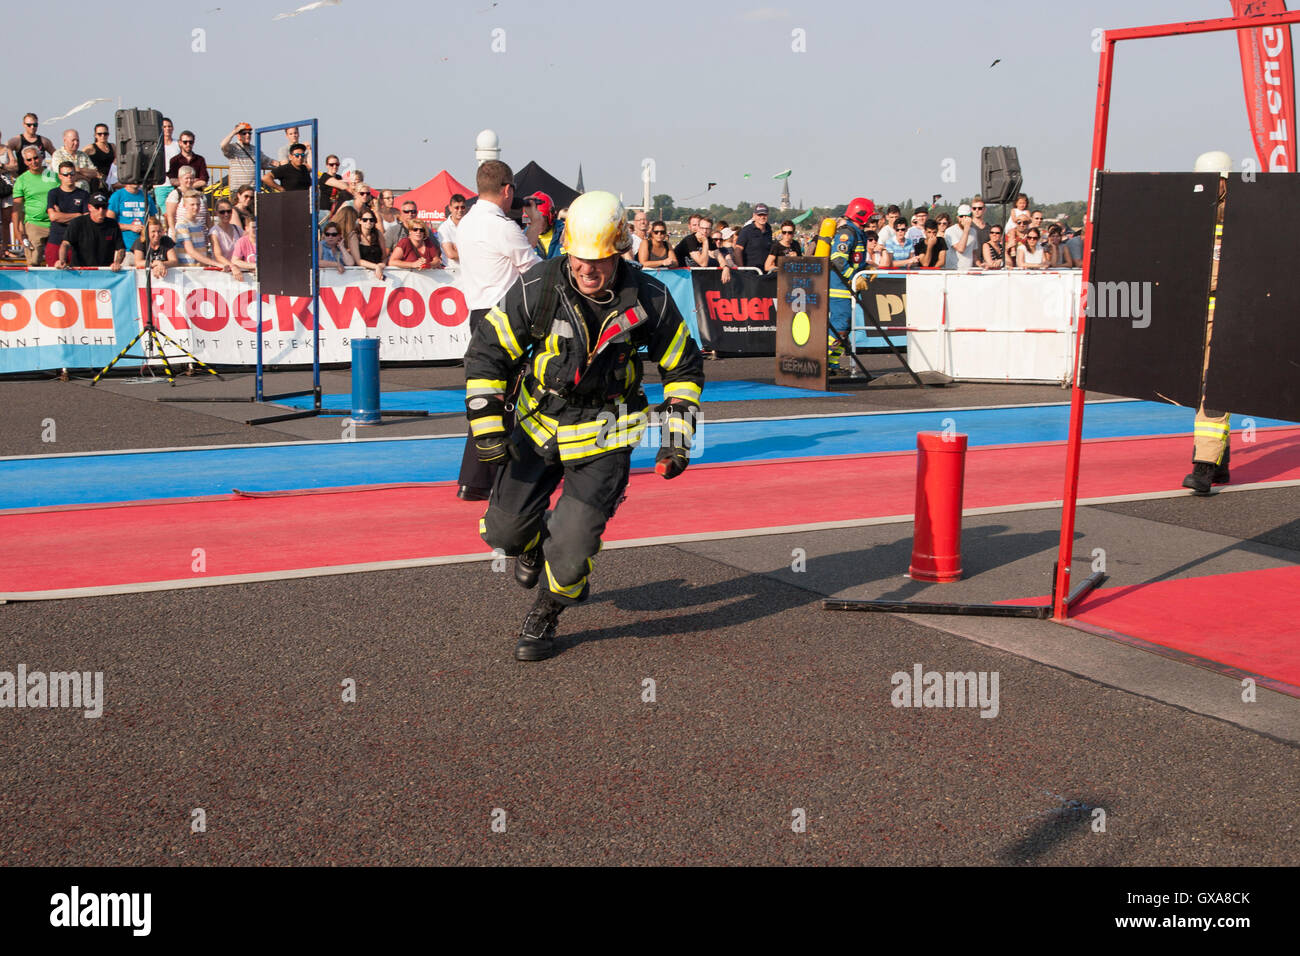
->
[845, 197, 875, 226]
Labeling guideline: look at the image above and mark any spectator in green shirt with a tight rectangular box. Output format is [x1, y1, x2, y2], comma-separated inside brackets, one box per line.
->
[12, 146, 57, 266]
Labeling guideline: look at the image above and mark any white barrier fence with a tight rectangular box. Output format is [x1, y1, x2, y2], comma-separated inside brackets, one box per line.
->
[898, 270, 1082, 385]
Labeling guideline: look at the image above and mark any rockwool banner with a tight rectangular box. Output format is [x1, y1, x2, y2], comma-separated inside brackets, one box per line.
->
[0, 269, 136, 374]
[1232, 0, 1297, 172]
[141, 268, 471, 365]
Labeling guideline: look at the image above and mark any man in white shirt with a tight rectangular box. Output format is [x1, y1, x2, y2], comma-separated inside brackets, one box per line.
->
[944, 204, 983, 271]
[436, 193, 468, 262]
[455, 161, 541, 500]
[624, 209, 649, 260]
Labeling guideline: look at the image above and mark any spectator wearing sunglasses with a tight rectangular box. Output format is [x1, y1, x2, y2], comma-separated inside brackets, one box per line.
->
[884, 220, 919, 268]
[220, 123, 273, 192]
[318, 155, 350, 214]
[764, 221, 802, 272]
[1015, 228, 1048, 269]
[348, 211, 388, 280]
[84, 124, 116, 191]
[981, 225, 1006, 269]
[944, 204, 982, 271]
[263, 145, 313, 192]
[208, 200, 244, 264]
[44, 162, 90, 266]
[166, 131, 208, 189]
[319, 224, 355, 274]
[6, 113, 54, 168]
[388, 222, 443, 270]
[637, 220, 678, 268]
[12, 147, 56, 265]
[385, 200, 424, 248]
[866, 230, 893, 268]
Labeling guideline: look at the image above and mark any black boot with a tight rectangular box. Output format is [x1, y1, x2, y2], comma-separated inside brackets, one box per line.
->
[515, 592, 564, 661]
[1213, 444, 1230, 485]
[1182, 461, 1215, 495]
[514, 543, 543, 590]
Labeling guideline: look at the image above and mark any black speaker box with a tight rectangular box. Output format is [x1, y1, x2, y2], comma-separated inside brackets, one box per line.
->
[115, 108, 165, 187]
[981, 146, 1022, 204]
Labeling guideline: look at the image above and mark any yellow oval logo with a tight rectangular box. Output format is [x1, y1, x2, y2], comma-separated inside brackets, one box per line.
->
[792, 311, 810, 346]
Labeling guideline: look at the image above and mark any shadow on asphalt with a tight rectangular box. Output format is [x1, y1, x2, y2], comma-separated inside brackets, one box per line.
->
[996, 791, 1110, 864]
[558, 525, 1074, 658]
[801, 525, 1072, 604]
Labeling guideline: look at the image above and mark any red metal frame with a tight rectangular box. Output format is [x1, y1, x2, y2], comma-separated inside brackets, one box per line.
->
[1052, 8, 1300, 619]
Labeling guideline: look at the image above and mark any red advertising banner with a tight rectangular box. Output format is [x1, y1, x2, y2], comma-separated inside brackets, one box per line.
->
[1232, 0, 1297, 171]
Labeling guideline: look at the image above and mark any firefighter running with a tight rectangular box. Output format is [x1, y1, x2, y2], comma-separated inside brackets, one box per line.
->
[463, 190, 706, 661]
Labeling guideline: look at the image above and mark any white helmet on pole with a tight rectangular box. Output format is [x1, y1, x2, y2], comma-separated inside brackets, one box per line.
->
[1194, 150, 1233, 176]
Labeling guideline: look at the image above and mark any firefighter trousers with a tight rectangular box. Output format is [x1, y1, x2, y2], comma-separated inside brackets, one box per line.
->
[480, 429, 631, 606]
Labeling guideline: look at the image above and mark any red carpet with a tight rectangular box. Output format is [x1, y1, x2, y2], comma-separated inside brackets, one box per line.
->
[1064, 566, 1300, 692]
[2, 429, 1299, 598]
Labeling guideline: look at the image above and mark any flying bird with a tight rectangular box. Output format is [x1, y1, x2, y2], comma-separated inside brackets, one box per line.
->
[273, 0, 341, 21]
[989, 58, 1001, 68]
[44, 98, 112, 123]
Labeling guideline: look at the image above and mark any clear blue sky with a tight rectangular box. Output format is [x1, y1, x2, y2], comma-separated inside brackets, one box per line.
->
[9, 0, 1290, 207]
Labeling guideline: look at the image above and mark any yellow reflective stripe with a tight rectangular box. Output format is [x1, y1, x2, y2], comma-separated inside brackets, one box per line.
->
[667, 418, 694, 437]
[1194, 423, 1231, 437]
[467, 378, 507, 396]
[828, 288, 853, 298]
[523, 531, 541, 552]
[533, 333, 562, 384]
[470, 415, 504, 436]
[660, 322, 689, 371]
[478, 517, 487, 536]
[662, 381, 701, 404]
[487, 307, 523, 361]
[545, 559, 587, 599]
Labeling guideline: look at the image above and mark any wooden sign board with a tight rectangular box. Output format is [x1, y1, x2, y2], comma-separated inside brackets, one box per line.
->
[774, 256, 830, 390]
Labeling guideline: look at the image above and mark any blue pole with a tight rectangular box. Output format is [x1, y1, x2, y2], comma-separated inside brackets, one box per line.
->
[350, 338, 381, 425]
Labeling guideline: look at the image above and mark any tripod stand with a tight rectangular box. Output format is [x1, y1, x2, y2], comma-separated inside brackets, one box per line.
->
[89, 117, 222, 387]
[89, 297, 220, 386]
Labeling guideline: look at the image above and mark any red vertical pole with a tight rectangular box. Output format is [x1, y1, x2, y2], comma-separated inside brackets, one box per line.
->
[1053, 35, 1115, 620]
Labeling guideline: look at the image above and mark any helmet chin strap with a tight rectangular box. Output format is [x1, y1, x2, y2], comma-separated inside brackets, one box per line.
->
[565, 258, 617, 305]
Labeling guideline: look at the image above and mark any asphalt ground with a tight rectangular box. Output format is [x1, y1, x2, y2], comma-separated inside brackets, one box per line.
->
[0, 357, 1297, 867]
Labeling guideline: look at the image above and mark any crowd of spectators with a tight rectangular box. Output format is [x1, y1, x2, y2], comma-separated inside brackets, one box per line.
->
[1, 108, 1085, 280]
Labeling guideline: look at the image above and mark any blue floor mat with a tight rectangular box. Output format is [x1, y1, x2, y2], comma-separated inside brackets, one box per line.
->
[3, 402, 1293, 510]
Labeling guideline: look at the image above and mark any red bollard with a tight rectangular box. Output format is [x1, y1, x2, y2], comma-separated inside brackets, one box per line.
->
[908, 431, 967, 582]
